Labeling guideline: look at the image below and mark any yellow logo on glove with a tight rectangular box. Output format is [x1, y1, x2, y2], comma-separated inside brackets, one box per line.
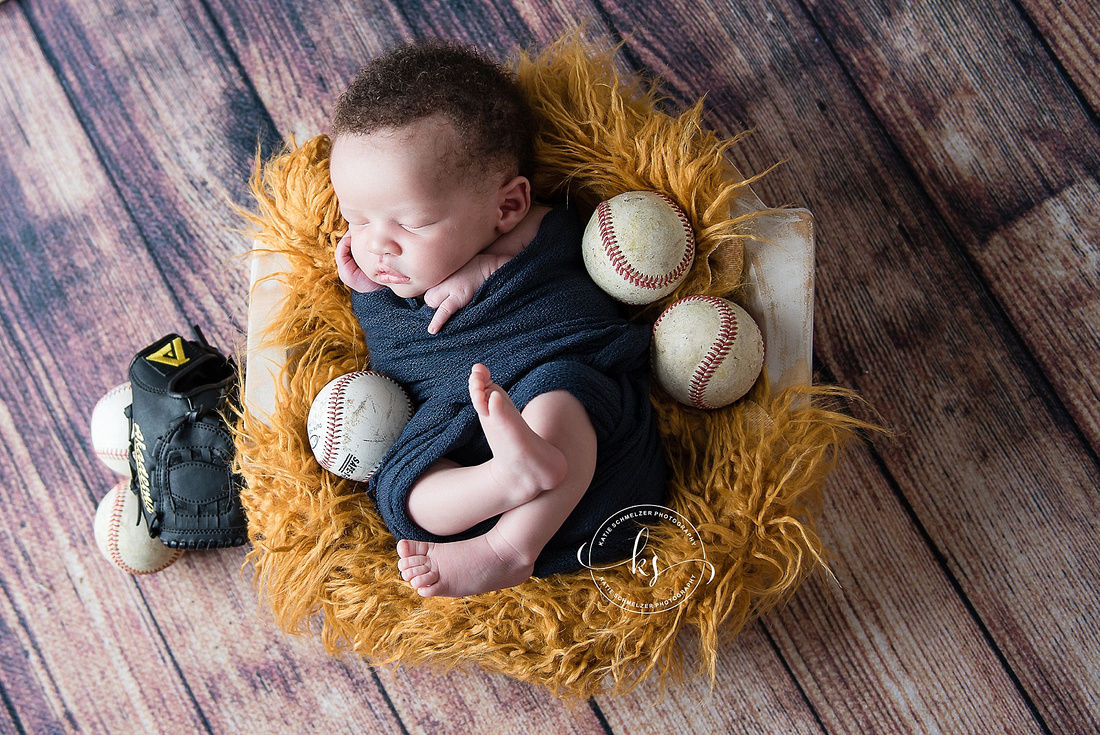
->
[147, 337, 190, 367]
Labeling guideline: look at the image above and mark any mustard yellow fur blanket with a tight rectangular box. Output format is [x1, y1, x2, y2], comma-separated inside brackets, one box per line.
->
[234, 34, 871, 700]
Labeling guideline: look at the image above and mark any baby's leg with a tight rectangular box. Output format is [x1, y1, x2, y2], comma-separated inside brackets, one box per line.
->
[405, 364, 567, 536]
[398, 384, 596, 597]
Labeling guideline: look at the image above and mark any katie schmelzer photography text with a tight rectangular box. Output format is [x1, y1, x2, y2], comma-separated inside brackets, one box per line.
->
[577, 504, 715, 614]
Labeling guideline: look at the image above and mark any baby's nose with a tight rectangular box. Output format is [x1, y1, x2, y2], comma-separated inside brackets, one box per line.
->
[366, 227, 400, 256]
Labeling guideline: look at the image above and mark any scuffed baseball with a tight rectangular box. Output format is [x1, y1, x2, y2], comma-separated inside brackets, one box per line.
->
[652, 296, 764, 409]
[582, 191, 695, 305]
[94, 480, 183, 575]
[90, 382, 132, 476]
[307, 371, 412, 482]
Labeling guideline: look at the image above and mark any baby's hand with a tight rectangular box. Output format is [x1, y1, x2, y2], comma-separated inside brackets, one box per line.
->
[335, 234, 383, 293]
[424, 253, 511, 334]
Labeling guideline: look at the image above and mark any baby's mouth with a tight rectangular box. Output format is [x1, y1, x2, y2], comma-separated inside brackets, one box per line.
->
[373, 261, 410, 284]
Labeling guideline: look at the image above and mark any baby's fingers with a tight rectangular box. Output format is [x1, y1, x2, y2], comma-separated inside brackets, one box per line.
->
[427, 295, 460, 334]
[335, 241, 382, 293]
[334, 233, 354, 264]
[334, 235, 358, 279]
[423, 286, 444, 309]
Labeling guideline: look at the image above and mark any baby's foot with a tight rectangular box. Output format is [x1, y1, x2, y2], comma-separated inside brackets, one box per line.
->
[396, 534, 534, 597]
[469, 364, 567, 502]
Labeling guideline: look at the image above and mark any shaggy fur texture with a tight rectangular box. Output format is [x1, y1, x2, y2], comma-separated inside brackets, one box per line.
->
[233, 34, 875, 700]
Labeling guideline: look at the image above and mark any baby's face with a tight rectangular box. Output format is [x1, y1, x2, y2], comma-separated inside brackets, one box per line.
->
[330, 117, 503, 299]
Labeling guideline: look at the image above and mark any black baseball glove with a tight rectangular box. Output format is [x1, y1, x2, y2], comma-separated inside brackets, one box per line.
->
[126, 327, 248, 549]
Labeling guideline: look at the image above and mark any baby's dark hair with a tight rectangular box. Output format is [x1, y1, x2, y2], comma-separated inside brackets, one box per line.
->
[331, 40, 535, 183]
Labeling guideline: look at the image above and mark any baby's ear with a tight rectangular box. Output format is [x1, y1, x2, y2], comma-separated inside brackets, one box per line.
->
[496, 175, 531, 232]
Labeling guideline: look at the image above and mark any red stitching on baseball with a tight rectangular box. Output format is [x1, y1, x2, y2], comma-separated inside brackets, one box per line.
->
[368, 371, 413, 425]
[363, 371, 411, 479]
[599, 193, 695, 291]
[107, 484, 180, 574]
[96, 383, 132, 461]
[685, 296, 738, 410]
[322, 373, 354, 471]
[107, 484, 131, 573]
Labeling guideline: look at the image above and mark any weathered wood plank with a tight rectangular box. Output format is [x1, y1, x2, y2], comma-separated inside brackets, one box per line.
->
[598, 625, 826, 734]
[594, 0, 1100, 730]
[794, 3, 1100, 726]
[209, 0, 583, 137]
[804, 0, 1100, 454]
[211, 0, 409, 139]
[0, 584, 74, 735]
[977, 177, 1100, 446]
[0, 412, 210, 735]
[136, 550, 410, 734]
[378, 666, 609, 734]
[19, 0, 274, 349]
[1018, 0, 1100, 116]
[0, 2, 411, 733]
[0, 9, 211, 730]
[770, 449, 1041, 733]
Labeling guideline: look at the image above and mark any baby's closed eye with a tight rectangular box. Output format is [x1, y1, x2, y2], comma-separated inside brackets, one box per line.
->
[400, 221, 437, 233]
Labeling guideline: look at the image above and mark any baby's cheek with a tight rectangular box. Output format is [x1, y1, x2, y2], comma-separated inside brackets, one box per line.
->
[346, 236, 369, 264]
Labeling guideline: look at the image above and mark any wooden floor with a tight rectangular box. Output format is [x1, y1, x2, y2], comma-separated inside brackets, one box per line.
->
[2, 0, 1097, 732]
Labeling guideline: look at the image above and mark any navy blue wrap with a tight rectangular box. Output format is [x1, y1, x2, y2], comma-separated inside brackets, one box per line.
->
[351, 206, 668, 576]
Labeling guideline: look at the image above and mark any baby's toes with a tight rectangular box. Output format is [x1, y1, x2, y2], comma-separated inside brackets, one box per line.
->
[408, 566, 440, 590]
[397, 538, 429, 560]
[468, 368, 492, 414]
[400, 560, 432, 581]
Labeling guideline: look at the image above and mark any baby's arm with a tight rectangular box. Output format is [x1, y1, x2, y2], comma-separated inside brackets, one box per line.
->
[424, 253, 511, 334]
[424, 204, 548, 333]
[335, 234, 384, 293]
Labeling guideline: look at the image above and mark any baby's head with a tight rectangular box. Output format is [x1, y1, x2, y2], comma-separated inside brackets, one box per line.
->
[332, 40, 535, 185]
[329, 41, 536, 298]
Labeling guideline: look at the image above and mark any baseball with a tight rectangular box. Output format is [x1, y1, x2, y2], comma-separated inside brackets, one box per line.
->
[90, 382, 132, 476]
[582, 190, 695, 305]
[652, 296, 764, 409]
[94, 480, 183, 575]
[307, 371, 412, 482]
